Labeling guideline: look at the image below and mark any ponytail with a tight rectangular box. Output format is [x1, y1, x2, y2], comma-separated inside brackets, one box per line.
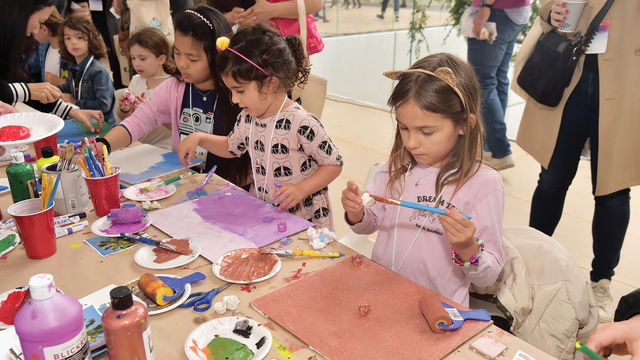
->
[283, 35, 310, 89]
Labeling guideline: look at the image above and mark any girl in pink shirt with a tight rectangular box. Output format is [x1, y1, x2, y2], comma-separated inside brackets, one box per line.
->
[178, 24, 343, 229]
[341, 53, 504, 306]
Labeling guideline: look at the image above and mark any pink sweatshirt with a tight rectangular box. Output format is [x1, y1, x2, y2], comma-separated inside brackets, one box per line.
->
[120, 76, 186, 151]
[350, 162, 504, 307]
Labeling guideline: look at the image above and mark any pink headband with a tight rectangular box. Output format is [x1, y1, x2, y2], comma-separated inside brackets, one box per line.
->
[216, 37, 270, 77]
[184, 10, 213, 30]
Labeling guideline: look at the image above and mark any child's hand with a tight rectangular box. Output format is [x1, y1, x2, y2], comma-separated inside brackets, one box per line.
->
[44, 72, 66, 86]
[177, 132, 202, 167]
[69, 109, 104, 133]
[61, 93, 76, 104]
[341, 181, 365, 225]
[439, 208, 477, 259]
[272, 182, 306, 210]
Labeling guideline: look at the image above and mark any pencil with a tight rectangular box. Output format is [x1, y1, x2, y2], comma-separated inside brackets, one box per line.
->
[575, 342, 605, 360]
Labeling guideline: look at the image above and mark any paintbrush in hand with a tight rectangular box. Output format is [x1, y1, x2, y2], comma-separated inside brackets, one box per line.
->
[196, 165, 217, 191]
[120, 233, 192, 255]
[368, 194, 472, 219]
[259, 249, 343, 258]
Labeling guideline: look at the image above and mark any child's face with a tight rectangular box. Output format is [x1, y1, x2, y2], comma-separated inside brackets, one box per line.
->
[33, 24, 49, 44]
[130, 44, 166, 78]
[396, 99, 464, 168]
[26, 6, 54, 37]
[63, 27, 89, 62]
[173, 32, 212, 88]
[221, 74, 272, 119]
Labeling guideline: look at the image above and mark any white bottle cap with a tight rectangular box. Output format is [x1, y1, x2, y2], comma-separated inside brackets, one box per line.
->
[29, 273, 57, 300]
[10, 152, 25, 164]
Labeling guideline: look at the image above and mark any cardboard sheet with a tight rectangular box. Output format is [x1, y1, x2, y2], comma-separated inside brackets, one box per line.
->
[251, 256, 492, 359]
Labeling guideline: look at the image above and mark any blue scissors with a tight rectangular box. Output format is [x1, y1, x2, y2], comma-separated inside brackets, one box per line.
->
[178, 283, 231, 312]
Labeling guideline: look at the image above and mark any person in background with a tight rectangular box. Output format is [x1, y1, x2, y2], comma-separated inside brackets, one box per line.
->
[58, 15, 115, 125]
[467, 0, 530, 170]
[28, 8, 70, 86]
[0, 0, 104, 132]
[376, 0, 399, 21]
[342, 53, 504, 307]
[512, 0, 638, 323]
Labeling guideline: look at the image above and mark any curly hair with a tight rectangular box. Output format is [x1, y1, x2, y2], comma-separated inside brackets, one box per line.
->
[216, 24, 310, 92]
[59, 14, 107, 63]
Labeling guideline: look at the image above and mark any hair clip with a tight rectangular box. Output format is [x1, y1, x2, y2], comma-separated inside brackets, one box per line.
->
[185, 10, 214, 31]
[384, 67, 466, 111]
[216, 37, 270, 77]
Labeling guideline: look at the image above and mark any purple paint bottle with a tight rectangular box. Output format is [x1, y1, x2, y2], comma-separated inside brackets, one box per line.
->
[14, 274, 91, 360]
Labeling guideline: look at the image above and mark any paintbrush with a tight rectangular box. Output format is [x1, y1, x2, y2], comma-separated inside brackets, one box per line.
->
[119, 233, 192, 255]
[259, 249, 343, 258]
[141, 171, 196, 192]
[368, 194, 472, 219]
[196, 165, 217, 191]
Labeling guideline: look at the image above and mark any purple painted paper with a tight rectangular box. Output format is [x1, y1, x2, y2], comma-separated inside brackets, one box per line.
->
[99, 221, 148, 235]
[149, 187, 313, 262]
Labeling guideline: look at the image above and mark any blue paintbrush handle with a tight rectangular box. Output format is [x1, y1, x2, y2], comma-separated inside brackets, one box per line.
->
[120, 233, 157, 246]
[399, 200, 471, 219]
[46, 174, 61, 209]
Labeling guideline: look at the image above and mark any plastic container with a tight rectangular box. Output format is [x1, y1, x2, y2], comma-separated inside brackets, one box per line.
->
[14, 274, 91, 360]
[102, 286, 154, 359]
[36, 146, 60, 175]
[6, 152, 36, 204]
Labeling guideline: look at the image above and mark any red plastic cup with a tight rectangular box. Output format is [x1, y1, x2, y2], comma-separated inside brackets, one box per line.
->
[7, 198, 56, 259]
[82, 167, 121, 217]
[34, 133, 58, 158]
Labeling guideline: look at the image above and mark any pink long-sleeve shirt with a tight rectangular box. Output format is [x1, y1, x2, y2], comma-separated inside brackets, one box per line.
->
[350, 162, 505, 307]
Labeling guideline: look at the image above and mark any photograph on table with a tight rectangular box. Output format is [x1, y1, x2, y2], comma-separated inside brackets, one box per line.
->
[84, 236, 140, 257]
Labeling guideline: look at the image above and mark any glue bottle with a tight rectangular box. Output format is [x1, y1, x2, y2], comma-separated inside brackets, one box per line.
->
[36, 146, 60, 175]
[14, 274, 91, 360]
[6, 152, 36, 203]
[102, 286, 155, 359]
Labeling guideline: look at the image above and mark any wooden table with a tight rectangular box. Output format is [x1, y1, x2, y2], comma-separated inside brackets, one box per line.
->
[0, 158, 554, 360]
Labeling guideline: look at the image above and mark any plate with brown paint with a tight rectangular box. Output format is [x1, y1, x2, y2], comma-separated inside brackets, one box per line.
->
[133, 239, 202, 269]
[212, 248, 281, 284]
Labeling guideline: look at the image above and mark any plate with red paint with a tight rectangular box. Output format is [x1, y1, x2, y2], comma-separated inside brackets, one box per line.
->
[212, 248, 281, 285]
[133, 240, 202, 270]
[0, 112, 64, 146]
[0, 286, 28, 329]
[91, 214, 152, 237]
[184, 316, 272, 360]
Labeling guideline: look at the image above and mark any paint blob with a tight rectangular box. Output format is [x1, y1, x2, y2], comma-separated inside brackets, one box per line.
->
[358, 302, 370, 316]
[0, 288, 28, 325]
[100, 221, 148, 235]
[0, 125, 30, 141]
[220, 248, 278, 283]
[152, 238, 192, 264]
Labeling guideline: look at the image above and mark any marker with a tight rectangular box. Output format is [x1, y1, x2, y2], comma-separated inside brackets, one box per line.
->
[55, 224, 86, 238]
[46, 174, 61, 209]
[575, 342, 605, 360]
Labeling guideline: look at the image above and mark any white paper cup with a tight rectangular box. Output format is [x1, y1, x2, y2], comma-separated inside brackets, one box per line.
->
[558, 0, 587, 33]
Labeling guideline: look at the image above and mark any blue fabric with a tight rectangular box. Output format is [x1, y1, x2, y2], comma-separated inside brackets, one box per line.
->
[59, 54, 115, 125]
[26, 43, 71, 83]
[380, 0, 399, 14]
[467, 9, 525, 159]
[528, 66, 630, 282]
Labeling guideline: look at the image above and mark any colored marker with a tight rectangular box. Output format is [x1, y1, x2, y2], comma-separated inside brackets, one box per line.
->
[84, 153, 97, 177]
[46, 174, 61, 209]
[575, 342, 605, 360]
[77, 158, 91, 177]
[55, 224, 86, 238]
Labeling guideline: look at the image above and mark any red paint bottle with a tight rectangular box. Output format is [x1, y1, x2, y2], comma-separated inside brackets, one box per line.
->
[101, 286, 155, 359]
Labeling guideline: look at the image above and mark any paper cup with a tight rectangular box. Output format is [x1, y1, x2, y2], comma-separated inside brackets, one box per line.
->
[33, 133, 58, 158]
[83, 167, 121, 217]
[8, 198, 56, 259]
[42, 163, 91, 215]
[558, 0, 587, 33]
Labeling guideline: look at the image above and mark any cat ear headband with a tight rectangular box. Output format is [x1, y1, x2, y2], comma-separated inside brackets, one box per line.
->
[384, 67, 466, 112]
[216, 37, 270, 77]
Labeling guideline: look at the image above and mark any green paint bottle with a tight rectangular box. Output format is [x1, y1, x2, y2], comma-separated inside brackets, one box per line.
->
[7, 152, 36, 204]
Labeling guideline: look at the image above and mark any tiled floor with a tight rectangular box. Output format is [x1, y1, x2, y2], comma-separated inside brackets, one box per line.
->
[320, 94, 640, 312]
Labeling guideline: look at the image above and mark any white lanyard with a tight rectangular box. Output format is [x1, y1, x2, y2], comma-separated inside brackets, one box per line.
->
[188, 83, 217, 135]
[391, 164, 446, 272]
[72, 55, 94, 100]
[249, 95, 288, 201]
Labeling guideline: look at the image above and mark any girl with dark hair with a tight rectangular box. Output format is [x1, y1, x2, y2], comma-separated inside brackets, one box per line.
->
[178, 24, 343, 229]
[341, 53, 504, 307]
[99, 5, 251, 187]
[0, 0, 104, 132]
[58, 15, 115, 125]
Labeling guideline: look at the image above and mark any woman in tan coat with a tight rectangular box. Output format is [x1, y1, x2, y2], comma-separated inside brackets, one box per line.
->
[512, 0, 640, 323]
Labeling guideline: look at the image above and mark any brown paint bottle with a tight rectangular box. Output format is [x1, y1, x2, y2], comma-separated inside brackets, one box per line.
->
[101, 286, 155, 359]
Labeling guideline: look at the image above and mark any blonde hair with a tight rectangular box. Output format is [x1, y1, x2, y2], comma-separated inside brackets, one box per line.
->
[386, 53, 483, 199]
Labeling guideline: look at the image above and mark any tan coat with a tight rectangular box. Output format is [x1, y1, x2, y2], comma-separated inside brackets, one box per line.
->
[512, 0, 640, 196]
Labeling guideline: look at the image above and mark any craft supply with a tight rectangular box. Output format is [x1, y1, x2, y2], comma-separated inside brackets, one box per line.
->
[102, 144, 112, 175]
[361, 192, 375, 208]
[575, 341, 606, 360]
[84, 152, 97, 177]
[277, 221, 287, 232]
[219, 248, 279, 283]
[101, 286, 154, 359]
[14, 274, 90, 360]
[272, 181, 283, 205]
[141, 172, 194, 193]
[6, 152, 36, 204]
[224, 295, 239, 311]
[214, 302, 227, 314]
[46, 174, 61, 209]
[469, 334, 508, 360]
[307, 227, 336, 249]
[77, 157, 91, 177]
[85, 137, 103, 177]
[196, 165, 217, 191]
[7, 198, 56, 259]
[419, 296, 491, 332]
[42, 162, 91, 215]
[0, 125, 31, 141]
[35, 146, 59, 175]
[370, 193, 472, 219]
[137, 273, 175, 306]
[261, 249, 343, 258]
[83, 166, 121, 217]
[0, 286, 28, 326]
[201, 337, 254, 360]
[179, 284, 231, 312]
[157, 272, 207, 302]
[55, 223, 86, 238]
[358, 302, 370, 316]
[120, 233, 192, 256]
[110, 207, 143, 224]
